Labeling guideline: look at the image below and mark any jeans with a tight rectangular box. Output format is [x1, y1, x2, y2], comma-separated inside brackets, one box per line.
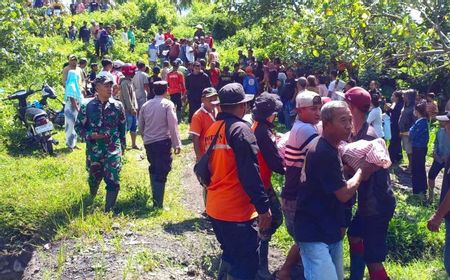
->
[282, 101, 293, 130]
[64, 101, 78, 148]
[126, 113, 137, 133]
[298, 241, 344, 280]
[411, 146, 427, 194]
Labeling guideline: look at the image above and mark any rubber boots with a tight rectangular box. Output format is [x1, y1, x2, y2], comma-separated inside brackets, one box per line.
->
[151, 180, 166, 208]
[105, 191, 119, 212]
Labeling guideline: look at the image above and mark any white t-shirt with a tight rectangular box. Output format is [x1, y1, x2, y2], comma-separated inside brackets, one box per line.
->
[154, 33, 165, 47]
[367, 107, 384, 138]
[122, 32, 128, 43]
[328, 79, 346, 100]
[186, 46, 195, 63]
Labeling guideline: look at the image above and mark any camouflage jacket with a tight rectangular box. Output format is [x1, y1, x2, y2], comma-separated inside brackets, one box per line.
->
[76, 96, 126, 153]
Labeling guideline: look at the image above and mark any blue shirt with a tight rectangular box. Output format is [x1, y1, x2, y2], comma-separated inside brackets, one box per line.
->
[409, 118, 429, 148]
[243, 75, 258, 95]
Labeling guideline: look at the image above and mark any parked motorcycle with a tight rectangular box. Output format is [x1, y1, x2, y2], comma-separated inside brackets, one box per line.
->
[30, 87, 65, 127]
[3, 83, 59, 155]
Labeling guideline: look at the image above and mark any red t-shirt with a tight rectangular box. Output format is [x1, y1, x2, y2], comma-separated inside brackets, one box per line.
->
[209, 68, 220, 88]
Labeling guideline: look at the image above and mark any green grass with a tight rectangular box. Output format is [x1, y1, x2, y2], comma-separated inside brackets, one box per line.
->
[0, 123, 193, 251]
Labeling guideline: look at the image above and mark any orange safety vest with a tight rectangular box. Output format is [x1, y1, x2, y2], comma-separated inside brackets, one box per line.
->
[204, 120, 258, 222]
[251, 121, 272, 190]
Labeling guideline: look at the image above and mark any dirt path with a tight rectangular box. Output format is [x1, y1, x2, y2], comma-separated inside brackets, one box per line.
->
[22, 150, 286, 279]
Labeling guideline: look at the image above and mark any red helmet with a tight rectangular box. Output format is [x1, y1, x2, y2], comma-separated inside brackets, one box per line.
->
[122, 64, 137, 76]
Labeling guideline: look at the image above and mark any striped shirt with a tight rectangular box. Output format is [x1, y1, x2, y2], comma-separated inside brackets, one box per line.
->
[281, 120, 319, 200]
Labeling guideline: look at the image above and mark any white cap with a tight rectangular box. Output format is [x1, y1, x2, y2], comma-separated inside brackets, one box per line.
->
[195, 24, 203, 29]
[113, 60, 125, 68]
[295, 90, 321, 108]
[436, 112, 450, 122]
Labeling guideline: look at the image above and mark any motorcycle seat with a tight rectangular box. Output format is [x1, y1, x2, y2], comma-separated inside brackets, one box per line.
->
[25, 107, 47, 122]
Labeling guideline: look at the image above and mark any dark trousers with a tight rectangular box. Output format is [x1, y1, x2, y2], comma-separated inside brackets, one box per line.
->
[188, 100, 201, 123]
[210, 217, 259, 280]
[144, 139, 173, 183]
[94, 39, 99, 56]
[388, 135, 403, 163]
[170, 93, 182, 121]
[412, 146, 427, 194]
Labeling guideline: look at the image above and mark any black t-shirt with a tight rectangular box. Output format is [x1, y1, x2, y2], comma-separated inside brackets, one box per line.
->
[186, 72, 211, 103]
[90, 2, 99, 11]
[218, 73, 233, 89]
[351, 123, 396, 217]
[280, 78, 296, 102]
[232, 71, 244, 85]
[294, 137, 346, 244]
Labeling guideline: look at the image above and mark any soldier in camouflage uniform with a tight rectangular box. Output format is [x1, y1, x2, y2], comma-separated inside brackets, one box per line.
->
[75, 75, 127, 212]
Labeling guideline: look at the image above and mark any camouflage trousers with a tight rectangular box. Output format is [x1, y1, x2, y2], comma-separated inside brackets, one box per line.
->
[86, 148, 122, 193]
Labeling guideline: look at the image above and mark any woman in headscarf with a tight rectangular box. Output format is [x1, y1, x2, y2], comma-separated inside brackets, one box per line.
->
[64, 69, 82, 150]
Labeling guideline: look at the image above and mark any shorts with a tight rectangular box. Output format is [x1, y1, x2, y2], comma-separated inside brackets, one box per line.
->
[401, 135, 412, 154]
[126, 113, 137, 133]
[428, 160, 445, 180]
[347, 214, 392, 263]
[281, 198, 296, 238]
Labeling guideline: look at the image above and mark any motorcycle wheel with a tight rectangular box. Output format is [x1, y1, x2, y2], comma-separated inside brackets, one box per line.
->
[41, 139, 54, 155]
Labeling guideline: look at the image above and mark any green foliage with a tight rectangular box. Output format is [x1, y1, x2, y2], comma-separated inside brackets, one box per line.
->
[134, 0, 177, 32]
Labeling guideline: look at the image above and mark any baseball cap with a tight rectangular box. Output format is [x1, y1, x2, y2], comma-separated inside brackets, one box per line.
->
[68, 54, 77, 61]
[212, 83, 254, 105]
[202, 87, 218, 98]
[252, 92, 283, 119]
[436, 112, 450, 122]
[195, 24, 203, 29]
[296, 90, 322, 108]
[93, 75, 114, 85]
[174, 58, 183, 65]
[113, 60, 125, 68]
[340, 87, 371, 113]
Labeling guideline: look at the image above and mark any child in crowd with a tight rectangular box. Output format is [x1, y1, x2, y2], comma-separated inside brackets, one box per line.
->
[408, 100, 429, 196]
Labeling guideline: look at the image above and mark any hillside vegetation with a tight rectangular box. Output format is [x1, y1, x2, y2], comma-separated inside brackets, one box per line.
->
[0, 0, 449, 279]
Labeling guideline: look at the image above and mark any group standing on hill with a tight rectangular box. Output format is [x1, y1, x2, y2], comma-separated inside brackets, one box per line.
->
[56, 17, 450, 280]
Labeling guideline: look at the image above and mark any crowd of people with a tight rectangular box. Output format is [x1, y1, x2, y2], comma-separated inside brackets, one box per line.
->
[58, 21, 450, 280]
[31, 0, 114, 15]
